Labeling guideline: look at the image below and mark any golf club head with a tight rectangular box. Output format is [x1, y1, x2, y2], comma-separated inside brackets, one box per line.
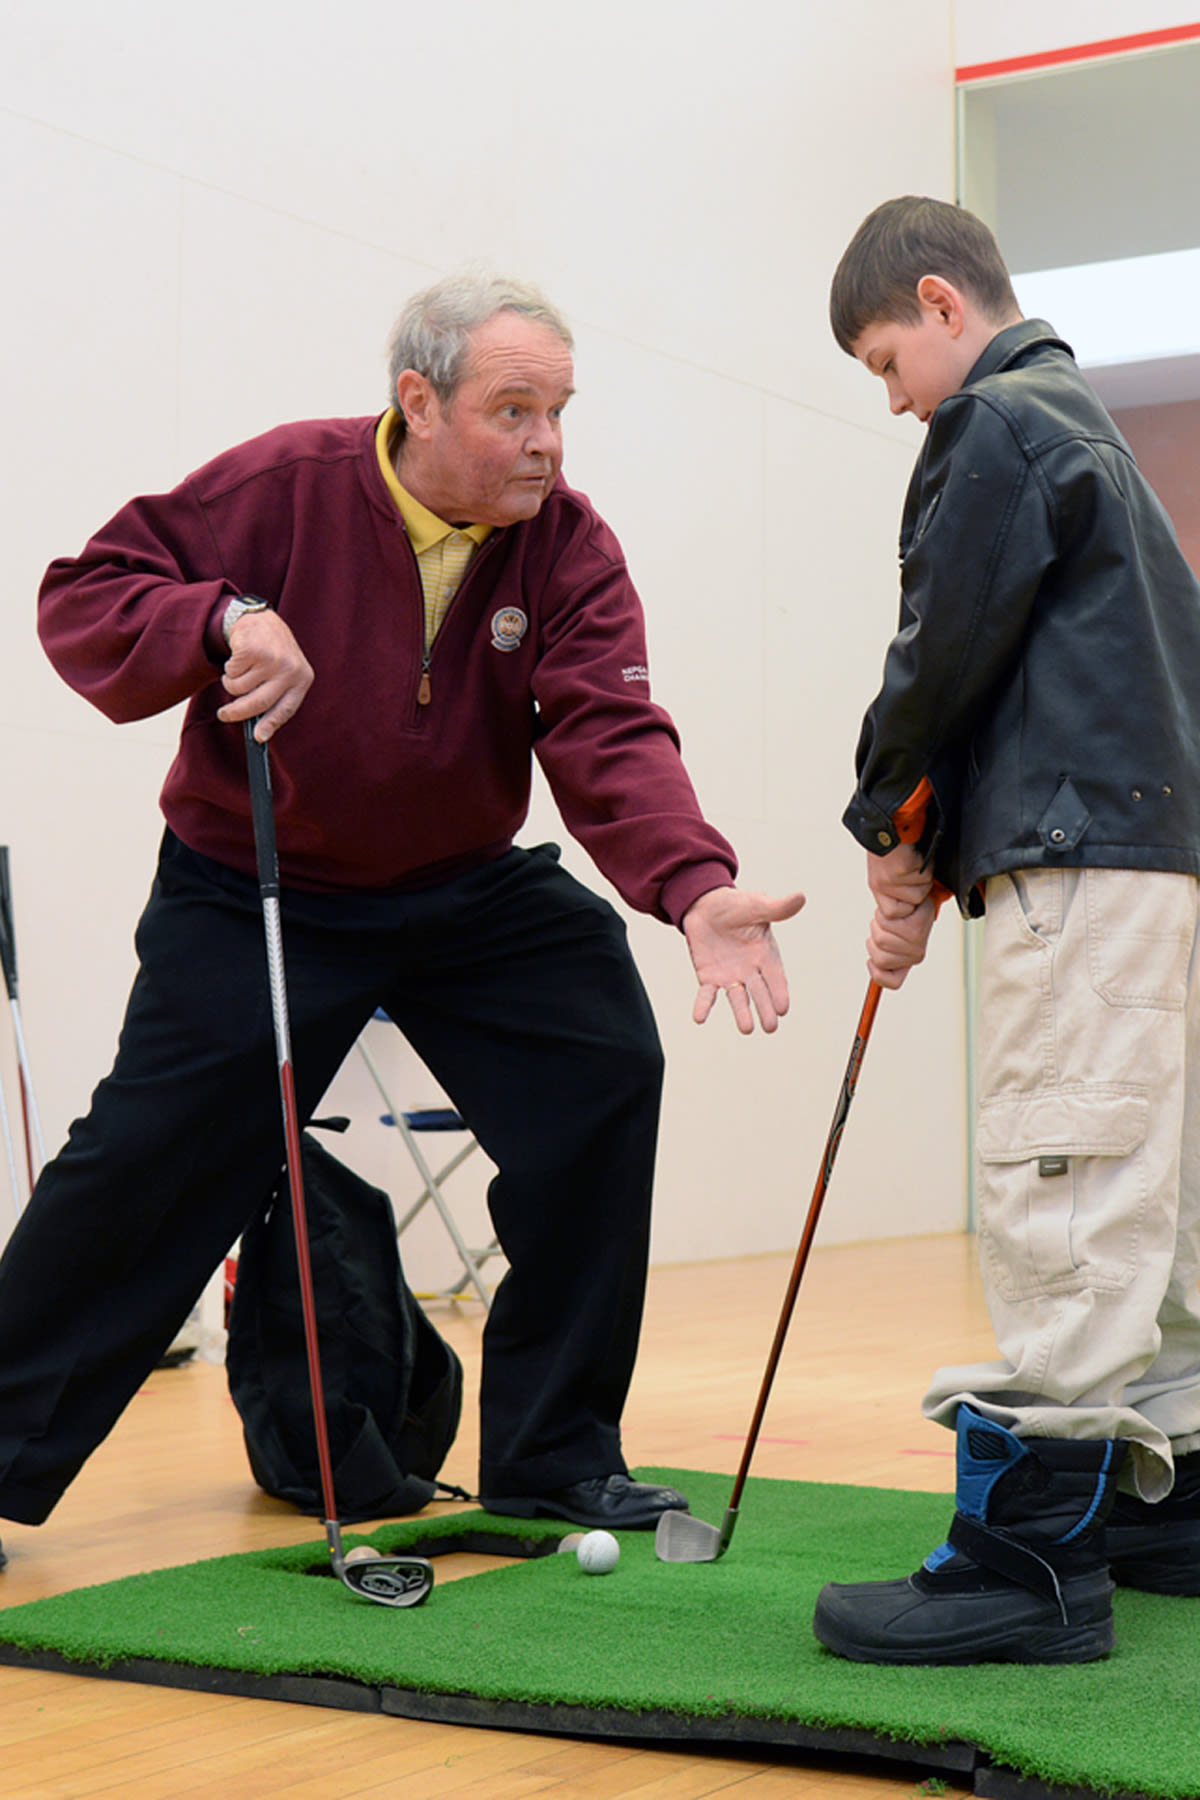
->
[655, 1506, 729, 1564]
[337, 1553, 435, 1607]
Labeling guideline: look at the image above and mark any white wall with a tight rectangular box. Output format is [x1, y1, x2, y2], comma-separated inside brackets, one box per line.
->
[0, 0, 963, 1286]
[954, 1, 1200, 68]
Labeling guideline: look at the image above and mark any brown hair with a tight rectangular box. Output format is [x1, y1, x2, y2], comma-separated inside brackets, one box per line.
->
[830, 196, 1019, 353]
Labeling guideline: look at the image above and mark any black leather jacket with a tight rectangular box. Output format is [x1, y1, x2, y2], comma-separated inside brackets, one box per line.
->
[844, 319, 1200, 915]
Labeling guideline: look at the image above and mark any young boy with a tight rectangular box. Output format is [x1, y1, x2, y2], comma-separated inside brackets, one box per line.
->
[815, 195, 1200, 1666]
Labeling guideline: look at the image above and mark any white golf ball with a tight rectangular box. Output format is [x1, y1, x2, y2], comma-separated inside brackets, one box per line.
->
[576, 1529, 620, 1575]
[344, 1544, 378, 1565]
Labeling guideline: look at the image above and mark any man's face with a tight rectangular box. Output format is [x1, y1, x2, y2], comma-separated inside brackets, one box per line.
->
[852, 309, 973, 426]
[401, 313, 575, 526]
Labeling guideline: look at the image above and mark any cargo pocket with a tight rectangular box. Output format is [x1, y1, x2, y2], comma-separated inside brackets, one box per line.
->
[976, 1085, 1149, 1301]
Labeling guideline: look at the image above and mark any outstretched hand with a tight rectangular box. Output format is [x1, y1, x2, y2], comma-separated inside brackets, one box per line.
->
[682, 885, 806, 1034]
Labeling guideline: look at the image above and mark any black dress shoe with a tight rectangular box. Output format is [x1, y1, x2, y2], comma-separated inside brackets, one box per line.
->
[481, 1473, 688, 1529]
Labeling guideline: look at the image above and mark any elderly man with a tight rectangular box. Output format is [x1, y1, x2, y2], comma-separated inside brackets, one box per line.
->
[0, 274, 802, 1561]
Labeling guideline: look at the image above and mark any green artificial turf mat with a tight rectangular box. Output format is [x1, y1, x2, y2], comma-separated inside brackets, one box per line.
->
[1, 1468, 1198, 1799]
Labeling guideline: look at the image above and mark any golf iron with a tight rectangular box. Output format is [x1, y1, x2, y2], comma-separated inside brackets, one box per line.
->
[656, 978, 884, 1564]
[245, 722, 434, 1608]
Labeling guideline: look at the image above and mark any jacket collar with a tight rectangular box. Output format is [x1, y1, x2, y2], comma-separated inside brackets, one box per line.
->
[964, 317, 1075, 386]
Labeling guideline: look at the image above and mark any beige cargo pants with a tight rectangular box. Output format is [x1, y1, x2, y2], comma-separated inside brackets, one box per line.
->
[924, 866, 1200, 1499]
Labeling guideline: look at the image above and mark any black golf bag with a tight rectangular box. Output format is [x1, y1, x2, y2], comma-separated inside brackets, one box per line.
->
[226, 1122, 465, 1522]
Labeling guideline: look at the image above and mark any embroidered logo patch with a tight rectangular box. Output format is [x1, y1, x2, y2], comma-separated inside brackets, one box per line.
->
[490, 606, 528, 652]
[622, 664, 649, 683]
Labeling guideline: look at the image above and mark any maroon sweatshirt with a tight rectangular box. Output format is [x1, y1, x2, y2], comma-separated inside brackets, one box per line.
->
[39, 416, 736, 924]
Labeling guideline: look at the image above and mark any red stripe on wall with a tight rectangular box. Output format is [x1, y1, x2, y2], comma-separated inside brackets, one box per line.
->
[957, 20, 1200, 84]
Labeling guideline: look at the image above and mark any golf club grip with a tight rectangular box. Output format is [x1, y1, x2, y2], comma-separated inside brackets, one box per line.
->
[728, 978, 882, 1509]
[0, 847, 17, 998]
[243, 724, 280, 899]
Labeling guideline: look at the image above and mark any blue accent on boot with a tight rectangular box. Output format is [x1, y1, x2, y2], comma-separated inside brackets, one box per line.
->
[1058, 1439, 1118, 1543]
[955, 1404, 1028, 1522]
[923, 1541, 955, 1572]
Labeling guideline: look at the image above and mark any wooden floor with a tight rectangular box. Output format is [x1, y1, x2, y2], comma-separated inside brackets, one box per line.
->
[0, 1234, 997, 1798]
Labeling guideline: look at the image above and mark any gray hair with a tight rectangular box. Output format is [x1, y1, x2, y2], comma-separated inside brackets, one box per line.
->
[386, 272, 573, 420]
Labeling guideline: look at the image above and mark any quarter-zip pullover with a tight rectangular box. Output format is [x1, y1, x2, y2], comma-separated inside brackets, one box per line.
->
[39, 415, 736, 923]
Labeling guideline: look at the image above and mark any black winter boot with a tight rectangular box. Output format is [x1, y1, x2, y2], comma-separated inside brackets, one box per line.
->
[1107, 1449, 1200, 1594]
[812, 1405, 1127, 1665]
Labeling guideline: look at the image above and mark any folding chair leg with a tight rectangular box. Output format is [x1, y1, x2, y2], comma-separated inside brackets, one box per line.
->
[354, 1036, 502, 1309]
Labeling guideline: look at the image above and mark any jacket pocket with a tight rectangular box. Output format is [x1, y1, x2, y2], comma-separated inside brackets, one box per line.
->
[977, 1085, 1148, 1300]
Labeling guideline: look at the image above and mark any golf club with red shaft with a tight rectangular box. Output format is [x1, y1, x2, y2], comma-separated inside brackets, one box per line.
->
[655, 976, 883, 1563]
[657, 788, 942, 1564]
[244, 721, 434, 1607]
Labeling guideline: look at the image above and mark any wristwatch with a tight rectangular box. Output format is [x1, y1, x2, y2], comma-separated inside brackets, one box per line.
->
[221, 593, 270, 646]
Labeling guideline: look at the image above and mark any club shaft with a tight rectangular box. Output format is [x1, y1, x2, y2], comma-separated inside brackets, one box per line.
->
[244, 724, 340, 1532]
[0, 847, 17, 1001]
[727, 979, 882, 1513]
[9, 1000, 44, 1182]
[0, 850, 44, 1185]
[0, 1059, 21, 1221]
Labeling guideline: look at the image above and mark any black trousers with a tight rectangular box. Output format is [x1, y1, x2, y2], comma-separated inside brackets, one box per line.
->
[0, 832, 664, 1525]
